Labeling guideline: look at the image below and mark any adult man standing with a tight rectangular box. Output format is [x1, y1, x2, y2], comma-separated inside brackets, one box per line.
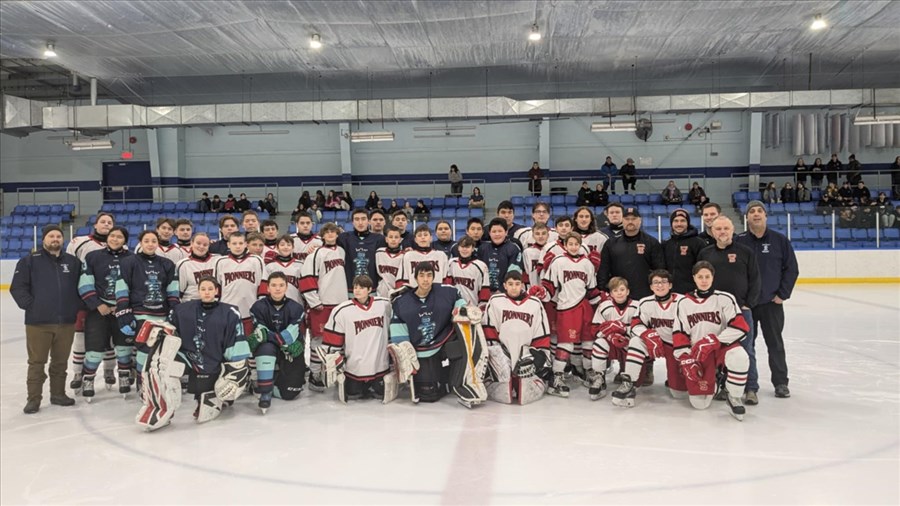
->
[662, 209, 706, 294]
[599, 156, 619, 194]
[697, 203, 721, 246]
[11, 225, 82, 414]
[736, 201, 798, 401]
[597, 207, 665, 300]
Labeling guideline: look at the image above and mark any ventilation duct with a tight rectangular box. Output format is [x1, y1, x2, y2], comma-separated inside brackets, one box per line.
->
[830, 115, 841, 153]
[871, 124, 886, 148]
[885, 124, 894, 148]
[860, 124, 872, 147]
[792, 115, 803, 157]
[803, 113, 816, 155]
[816, 114, 827, 154]
[773, 113, 780, 148]
[848, 124, 860, 153]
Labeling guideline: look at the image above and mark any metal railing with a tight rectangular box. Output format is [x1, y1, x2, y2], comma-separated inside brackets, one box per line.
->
[729, 168, 900, 195]
[294, 178, 488, 203]
[507, 173, 708, 198]
[100, 182, 280, 205]
[13, 187, 82, 216]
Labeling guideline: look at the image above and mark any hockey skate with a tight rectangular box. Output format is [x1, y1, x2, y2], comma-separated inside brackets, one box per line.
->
[611, 374, 636, 408]
[546, 371, 570, 398]
[118, 369, 132, 398]
[587, 369, 607, 400]
[308, 371, 326, 392]
[640, 368, 654, 387]
[726, 394, 745, 421]
[81, 375, 95, 402]
[258, 392, 272, 414]
[70, 373, 83, 391]
[104, 368, 116, 390]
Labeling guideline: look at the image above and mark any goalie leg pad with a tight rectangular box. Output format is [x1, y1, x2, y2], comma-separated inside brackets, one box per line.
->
[214, 360, 250, 402]
[382, 373, 399, 404]
[487, 345, 512, 384]
[274, 353, 306, 400]
[515, 375, 547, 405]
[135, 333, 185, 431]
[315, 346, 346, 389]
[196, 390, 224, 423]
[447, 322, 488, 408]
[387, 341, 419, 384]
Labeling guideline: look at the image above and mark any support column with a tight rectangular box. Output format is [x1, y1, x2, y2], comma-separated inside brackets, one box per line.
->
[339, 122, 352, 194]
[539, 118, 551, 172]
[748, 112, 763, 192]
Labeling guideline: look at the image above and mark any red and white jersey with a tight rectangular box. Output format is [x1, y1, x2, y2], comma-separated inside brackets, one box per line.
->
[629, 293, 682, 344]
[213, 254, 265, 318]
[292, 234, 323, 266]
[444, 257, 491, 306]
[67, 234, 105, 263]
[521, 243, 549, 288]
[262, 256, 304, 305]
[374, 247, 404, 298]
[673, 290, 749, 354]
[591, 298, 639, 334]
[156, 243, 187, 264]
[398, 247, 449, 289]
[299, 244, 348, 308]
[262, 243, 279, 263]
[514, 227, 558, 250]
[580, 230, 609, 255]
[541, 253, 599, 311]
[175, 253, 220, 301]
[323, 296, 392, 380]
[483, 293, 550, 364]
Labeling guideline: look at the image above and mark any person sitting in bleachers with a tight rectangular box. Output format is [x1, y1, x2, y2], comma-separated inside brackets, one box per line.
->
[857, 205, 876, 229]
[852, 181, 871, 205]
[308, 202, 322, 224]
[236, 193, 252, 212]
[873, 193, 896, 229]
[402, 201, 414, 220]
[314, 190, 326, 208]
[198, 192, 212, 213]
[576, 182, 593, 206]
[837, 207, 856, 228]
[660, 180, 683, 205]
[210, 194, 223, 213]
[592, 183, 609, 207]
[780, 182, 796, 203]
[469, 187, 485, 209]
[688, 182, 709, 211]
[386, 199, 400, 215]
[816, 192, 836, 216]
[413, 199, 430, 222]
[325, 190, 342, 210]
[258, 193, 278, 216]
[838, 182, 854, 206]
[891, 156, 900, 199]
[223, 194, 237, 212]
[795, 183, 811, 203]
[365, 191, 380, 211]
[762, 182, 778, 204]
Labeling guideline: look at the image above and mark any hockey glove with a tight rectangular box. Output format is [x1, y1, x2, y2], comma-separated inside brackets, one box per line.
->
[640, 329, 665, 359]
[527, 285, 547, 301]
[588, 250, 602, 270]
[247, 326, 268, 352]
[678, 355, 703, 383]
[690, 334, 720, 363]
[214, 360, 250, 401]
[282, 338, 304, 360]
[597, 319, 626, 338]
[315, 347, 346, 388]
[608, 332, 630, 349]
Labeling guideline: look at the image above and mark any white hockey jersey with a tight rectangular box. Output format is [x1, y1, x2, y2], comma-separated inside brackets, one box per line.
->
[514, 227, 558, 250]
[176, 253, 220, 301]
[483, 293, 551, 364]
[398, 247, 449, 289]
[299, 244, 348, 308]
[262, 256, 304, 305]
[673, 290, 749, 354]
[628, 293, 681, 344]
[591, 298, 639, 335]
[521, 243, 548, 288]
[67, 235, 106, 262]
[213, 253, 265, 318]
[292, 233, 323, 266]
[444, 257, 491, 306]
[156, 243, 187, 264]
[541, 253, 600, 311]
[323, 296, 392, 380]
[374, 247, 404, 298]
[580, 230, 609, 255]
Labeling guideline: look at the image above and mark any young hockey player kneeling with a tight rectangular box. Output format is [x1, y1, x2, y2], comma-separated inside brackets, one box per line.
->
[482, 272, 552, 405]
[135, 277, 250, 431]
[589, 277, 639, 400]
[248, 272, 307, 414]
[672, 261, 750, 421]
[390, 263, 489, 408]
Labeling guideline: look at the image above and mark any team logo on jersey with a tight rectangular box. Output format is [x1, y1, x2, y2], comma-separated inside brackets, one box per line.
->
[636, 243, 645, 254]
[452, 276, 475, 290]
[324, 258, 345, 273]
[680, 246, 689, 256]
[354, 316, 385, 334]
[61, 264, 71, 273]
[686, 311, 722, 326]
[563, 270, 588, 283]
[223, 271, 257, 284]
[501, 309, 533, 326]
[727, 253, 737, 263]
[762, 243, 770, 253]
[192, 269, 214, 284]
[649, 317, 675, 328]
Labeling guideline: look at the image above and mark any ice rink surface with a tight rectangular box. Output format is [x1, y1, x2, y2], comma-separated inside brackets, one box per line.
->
[1, 286, 898, 505]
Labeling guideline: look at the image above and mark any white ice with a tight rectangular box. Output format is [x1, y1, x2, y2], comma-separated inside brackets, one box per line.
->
[1, 286, 898, 505]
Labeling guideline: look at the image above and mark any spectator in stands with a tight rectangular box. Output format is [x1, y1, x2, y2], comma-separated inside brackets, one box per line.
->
[402, 201, 414, 220]
[619, 158, 637, 194]
[824, 181, 840, 201]
[857, 204, 876, 228]
[795, 182, 811, 203]
[223, 194, 237, 212]
[780, 182, 796, 203]
[258, 192, 278, 215]
[688, 182, 709, 211]
[826, 153, 842, 186]
[413, 199, 430, 222]
[291, 201, 308, 223]
[845, 154, 862, 186]
[449, 164, 463, 196]
[852, 181, 871, 205]
[365, 191, 380, 211]
[698, 203, 721, 246]
[210, 194, 223, 213]
[308, 202, 322, 224]
[816, 191, 836, 216]
[198, 192, 212, 213]
[528, 162, 543, 197]
[325, 190, 342, 210]
[794, 158, 808, 186]
[314, 190, 326, 208]
[762, 182, 779, 204]
[469, 187, 485, 209]
[810, 157, 825, 190]
[341, 191, 353, 210]
[891, 156, 900, 199]
[838, 181, 854, 206]
[576, 181, 593, 206]
[660, 180, 683, 205]
[297, 191, 312, 210]
[387, 199, 401, 215]
[873, 192, 896, 229]
[375, 200, 387, 214]
[593, 183, 609, 207]
[599, 156, 619, 194]
[236, 193, 252, 212]
[837, 207, 856, 228]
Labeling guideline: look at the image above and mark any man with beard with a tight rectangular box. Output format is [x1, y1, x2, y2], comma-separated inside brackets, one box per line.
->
[662, 209, 707, 294]
[597, 208, 665, 300]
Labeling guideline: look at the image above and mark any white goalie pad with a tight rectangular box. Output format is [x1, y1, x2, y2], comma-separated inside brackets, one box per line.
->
[314, 347, 346, 388]
[135, 319, 177, 350]
[215, 360, 250, 402]
[387, 341, 419, 384]
[451, 311, 489, 408]
[196, 390, 225, 423]
[382, 372, 399, 404]
[486, 344, 513, 404]
[135, 333, 184, 431]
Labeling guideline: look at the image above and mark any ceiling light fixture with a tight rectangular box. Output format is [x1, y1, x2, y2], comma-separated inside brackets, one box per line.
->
[810, 14, 827, 30]
[852, 114, 900, 125]
[43, 42, 57, 58]
[528, 24, 542, 41]
[227, 129, 290, 136]
[591, 121, 636, 133]
[310, 33, 323, 49]
[350, 131, 394, 143]
[67, 139, 114, 151]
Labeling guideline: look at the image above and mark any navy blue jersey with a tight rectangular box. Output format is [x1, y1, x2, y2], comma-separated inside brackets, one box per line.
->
[476, 239, 524, 292]
[168, 300, 250, 374]
[432, 239, 454, 258]
[390, 284, 465, 357]
[249, 296, 305, 347]
[338, 230, 386, 288]
[79, 247, 132, 309]
[116, 252, 180, 318]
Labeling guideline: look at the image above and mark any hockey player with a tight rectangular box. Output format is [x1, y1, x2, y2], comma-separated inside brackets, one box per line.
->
[248, 272, 306, 413]
[246, 232, 265, 258]
[77, 226, 134, 400]
[672, 261, 751, 421]
[599, 203, 624, 238]
[213, 232, 265, 336]
[300, 223, 348, 391]
[116, 230, 180, 386]
[514, 202, 558, 249]
[482, 271, 551, 405]
[444, 236, 490, 307]
[209, 215, 239, 255]
[390, 210, 415, 250]
[432, 220, 454, 258]
[135, 276, 250, 430]
[375, 225, 405, 298]
[261, 235, 303, 305]
[397, 224, 449, 289]
[176, 233, 219, 301]
[369, 209, 387, 235]
[260, 219, 280, 262]
[538, 217, 587, 356]
[521, 222, 551, 288]
[540, 232, 601, 397]
[589, 277, 639, 400]
[338, 209, 387, 288]
[318, 275, 395, 403]
[496, 200, 525, 238]
[477, 218, 524, 293]
[449, 218, 484, 258]
[291, 211, 322, 265]
[67, 212, 117, 391]
[572, 206, 607, 269]
[173, 219, 194, 255]
[241, 210, 260, 233]
[390, 263, 488, 407]
[153, 217, 187, 263]
[611, 270, 682, 408]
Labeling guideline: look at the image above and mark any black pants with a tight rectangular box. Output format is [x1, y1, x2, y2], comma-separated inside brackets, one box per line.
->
[621, 176, 636, 193]
[751, 302, 789, 387]
[450, 182, 463, 196]
[345, 376, 386, 399]
[84, 309, 132, 352]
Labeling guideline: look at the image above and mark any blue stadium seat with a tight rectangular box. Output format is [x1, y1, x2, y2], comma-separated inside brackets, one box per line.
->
[565, 205, 578, 216]
[50, 205, 63, 215]
[12, 215, 26, 225]
[100, 203, 116, 212]
[800, 229, 817, 240]
[163, 202, 177, 212]
[335, 211, 349, 223]
[12, 205, 27, 215]
[799, 202, 815, 214]
[564, 195, 577, 205]
[431, 198, 443, 208]
[634, 194, 650, 205]
[770, 203, 786, 214]
[445, 197, 459, 208]
[124, 202, 140, 211]
[550, 195, 565, 205]
[733, 192, 749, 203]
[511, 196, 525, 206]
[637, 205, 652, 217]
[469, 208, 484, 219]
[884, 229, 900, 240]
[810, 190, 821, 201]
[784, 203, 800, 214]
[792, 215, 809, 226]
[523, 196, 536, 206]
[149, 203, 164, 212]
[652, 205, 667, 216]
[618, 195, 635, 205]
[748, 192, 762, 201]
[353, 199, 366, 209]
[850, 229, 868, 241]
[458, 197, 470, 207]
[175, 202, 191, 212]
[444, 209, 458, 219]
[809, 215, 826, 226]
[9, 239, 23, 250]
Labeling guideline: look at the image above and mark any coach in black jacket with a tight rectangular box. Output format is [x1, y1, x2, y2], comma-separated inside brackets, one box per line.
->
[10, 225, 82, 414]
[662, 209, 707, 294]
[598, 207, 664, 299]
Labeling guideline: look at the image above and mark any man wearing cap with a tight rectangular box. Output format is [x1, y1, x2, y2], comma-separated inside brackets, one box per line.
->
[619, 158, 637, 194]
[598, 207, 664, 300]
[10, 225, 83, 414]
[736, 200, 798, 401]
[662, 209, 707, 294]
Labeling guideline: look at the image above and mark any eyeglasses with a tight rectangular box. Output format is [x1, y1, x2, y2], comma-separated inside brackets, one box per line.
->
[650, 280, 670, 286]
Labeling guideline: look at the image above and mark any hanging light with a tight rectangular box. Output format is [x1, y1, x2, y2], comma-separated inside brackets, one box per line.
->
[43, 42, 57, 58]
[810, 14, 827, 30]
[310, 33, 323, 49]
[591, 121, 636, 133]
[350, 131, 394, 143]
[528, 24, 542, 41]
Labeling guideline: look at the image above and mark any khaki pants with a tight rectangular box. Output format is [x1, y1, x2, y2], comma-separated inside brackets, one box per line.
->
[26, 324, 75, 402]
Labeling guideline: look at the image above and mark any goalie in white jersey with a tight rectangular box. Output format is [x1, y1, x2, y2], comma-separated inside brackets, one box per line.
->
[374, 226, 405, 298]
[444, 236, 490, 307]
[611, 269, 683, 408]
[589, 277, 639, 400]
[397, 225, 449, 289]
[482, 272, 552, 405]
[672, 261, 751, 421]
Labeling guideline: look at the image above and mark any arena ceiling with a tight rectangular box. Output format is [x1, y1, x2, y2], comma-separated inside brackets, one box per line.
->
[1, 0, 899, 105]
